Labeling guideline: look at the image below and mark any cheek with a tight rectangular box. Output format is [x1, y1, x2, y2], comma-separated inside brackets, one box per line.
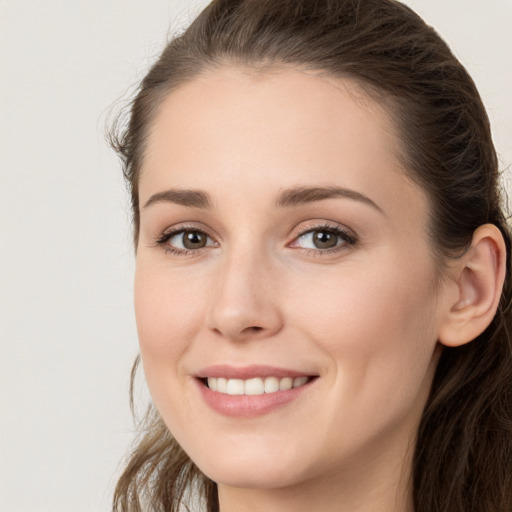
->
[287, 257, 440, 411]
[133, 262, 205, 402]
[284, 265, 440, 464]
[292, 258, 437, 341]
[135, 261, 203, 348]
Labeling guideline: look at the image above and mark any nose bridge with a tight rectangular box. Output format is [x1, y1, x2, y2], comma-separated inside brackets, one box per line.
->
[207, 239, 283, 340]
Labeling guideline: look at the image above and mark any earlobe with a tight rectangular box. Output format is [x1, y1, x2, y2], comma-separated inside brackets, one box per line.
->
[438, 224, 506, 348]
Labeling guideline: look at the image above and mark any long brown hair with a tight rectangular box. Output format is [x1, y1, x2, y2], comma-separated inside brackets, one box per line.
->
[110, 1, 512, 510]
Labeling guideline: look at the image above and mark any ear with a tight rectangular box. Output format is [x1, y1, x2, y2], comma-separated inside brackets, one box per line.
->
[438, 224, 507, 347]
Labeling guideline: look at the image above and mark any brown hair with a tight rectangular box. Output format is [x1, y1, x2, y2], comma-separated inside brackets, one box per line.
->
[110, 0, 512, 510]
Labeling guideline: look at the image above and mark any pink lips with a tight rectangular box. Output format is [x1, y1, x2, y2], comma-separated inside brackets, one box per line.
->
[196, 364, 312, 380]
[195, 365, 317, 418]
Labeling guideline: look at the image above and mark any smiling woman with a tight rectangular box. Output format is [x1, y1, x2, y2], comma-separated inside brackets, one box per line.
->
[110, 1, 512, 511]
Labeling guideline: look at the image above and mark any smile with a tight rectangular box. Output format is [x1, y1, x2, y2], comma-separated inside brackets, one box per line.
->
[206, 376, 311, 395]
[196, 366, 318, 417]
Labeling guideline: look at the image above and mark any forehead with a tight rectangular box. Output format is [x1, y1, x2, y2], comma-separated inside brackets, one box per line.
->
[140, 66, 427, 225]
[143, 66, 401, 175]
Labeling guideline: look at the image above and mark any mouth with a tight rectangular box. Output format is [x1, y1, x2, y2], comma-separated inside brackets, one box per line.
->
[201, 375, 314, 395]
[195, 366, 318, 417]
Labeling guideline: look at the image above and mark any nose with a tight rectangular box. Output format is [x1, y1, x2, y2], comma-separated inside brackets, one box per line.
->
[206, 249, 284, 342]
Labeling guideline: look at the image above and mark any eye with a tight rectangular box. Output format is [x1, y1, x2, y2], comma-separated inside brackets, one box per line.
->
[291, 224, 357, 252]
[156, 227, 217, 254]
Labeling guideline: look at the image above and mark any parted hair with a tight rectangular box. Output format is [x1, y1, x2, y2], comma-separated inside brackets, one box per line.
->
[110, 0, 512, 510]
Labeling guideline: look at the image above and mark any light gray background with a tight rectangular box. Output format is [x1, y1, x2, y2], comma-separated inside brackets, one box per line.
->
[1, 1, 511, 511]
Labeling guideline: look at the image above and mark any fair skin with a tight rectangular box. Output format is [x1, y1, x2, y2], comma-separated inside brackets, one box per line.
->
[134, 67, 505, 512]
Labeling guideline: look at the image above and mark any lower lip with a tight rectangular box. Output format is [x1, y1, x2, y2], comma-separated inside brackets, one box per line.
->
[196, 378, 314, 418]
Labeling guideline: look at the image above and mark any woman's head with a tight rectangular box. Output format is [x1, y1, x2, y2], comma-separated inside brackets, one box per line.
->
[111, 1, 512, 511]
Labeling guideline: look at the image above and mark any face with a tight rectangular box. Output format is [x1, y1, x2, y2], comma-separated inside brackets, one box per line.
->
[135, 67, 447, 493]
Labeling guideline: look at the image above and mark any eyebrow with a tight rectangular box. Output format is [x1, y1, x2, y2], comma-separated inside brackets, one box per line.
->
[142, 185, 383, 214]
[274, 186, 383, 213]
[143, 189, 211, 209]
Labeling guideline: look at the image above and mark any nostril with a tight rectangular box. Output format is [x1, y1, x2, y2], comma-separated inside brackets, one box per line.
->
[246, 326, 263, 333]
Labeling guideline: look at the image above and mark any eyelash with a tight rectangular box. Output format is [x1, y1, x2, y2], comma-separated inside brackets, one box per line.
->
[293, 223, 358, 255]
[154, 225, 215, 257]
[154, 223, 358, 257]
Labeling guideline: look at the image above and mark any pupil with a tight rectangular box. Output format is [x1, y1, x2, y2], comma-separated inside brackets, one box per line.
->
[183, 231, 206, 249]
[314, 231, 337, 249]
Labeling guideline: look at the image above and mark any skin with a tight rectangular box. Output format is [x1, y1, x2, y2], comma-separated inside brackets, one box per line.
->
[134, 67, 457, 512]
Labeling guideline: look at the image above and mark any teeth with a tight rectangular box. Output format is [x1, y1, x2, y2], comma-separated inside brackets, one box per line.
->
[226, 379, 244, 395]
[217, 377, 227, 393]
[207, 377, 217, 391]
[279, 377, 293, 390]
[264, 376, 279, 393]
[245, 377, 265, 395]
[293, 376, 309, 387]
[206, 376, 311, 395]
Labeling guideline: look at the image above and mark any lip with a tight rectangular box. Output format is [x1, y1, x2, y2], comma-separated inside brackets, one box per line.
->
[195, 365, 318, 418]
[196, 364, 314, 379]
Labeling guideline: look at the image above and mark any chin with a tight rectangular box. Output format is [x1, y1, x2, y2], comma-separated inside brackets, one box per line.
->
[205, 465, 303, 490]
[191, 447, 308, 490]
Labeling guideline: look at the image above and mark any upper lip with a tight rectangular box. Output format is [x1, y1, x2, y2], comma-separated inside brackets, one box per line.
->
[196, 364, 316, 380]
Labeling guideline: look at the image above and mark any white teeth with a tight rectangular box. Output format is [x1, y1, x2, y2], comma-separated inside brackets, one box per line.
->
[279, 377, 293, 391]
[207, 377, 217, 392]
[245, 377, 265, 395]
[264, 376, 279, 393]
[217, 377, 227, 393]
[226, 379, 244, 395]
[206, 376, 311, 395]
[293, 376, 309, 388]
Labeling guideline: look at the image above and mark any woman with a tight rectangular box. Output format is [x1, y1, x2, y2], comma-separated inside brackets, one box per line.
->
[110, 0, 512, 510]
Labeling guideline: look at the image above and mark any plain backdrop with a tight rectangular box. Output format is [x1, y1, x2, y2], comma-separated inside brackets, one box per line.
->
[1, 1, 511, 511]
